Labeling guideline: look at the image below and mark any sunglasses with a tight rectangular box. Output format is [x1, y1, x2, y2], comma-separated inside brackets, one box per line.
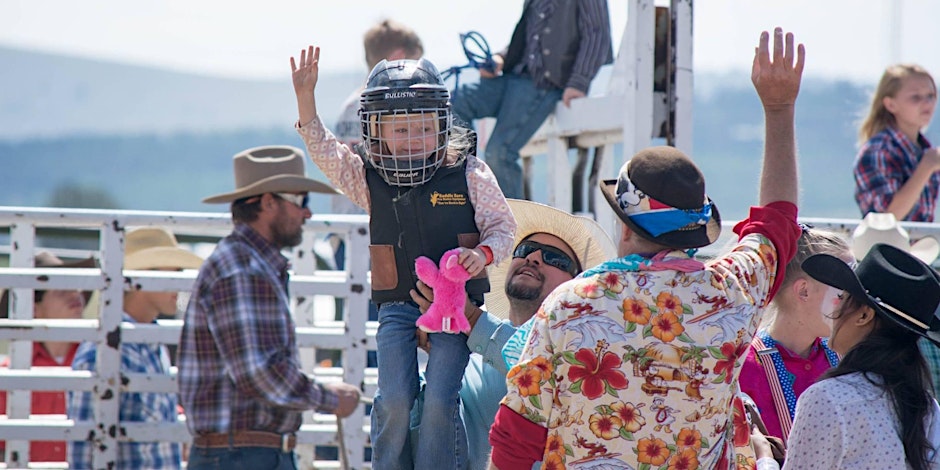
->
[513, 240, 580, 277]
[273, 192, 309, 210]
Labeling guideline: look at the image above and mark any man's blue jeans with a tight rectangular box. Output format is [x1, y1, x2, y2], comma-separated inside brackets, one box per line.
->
[452, 73, 563, 199]
[187, 447, 297, 470]
[371, 301, 470, 469]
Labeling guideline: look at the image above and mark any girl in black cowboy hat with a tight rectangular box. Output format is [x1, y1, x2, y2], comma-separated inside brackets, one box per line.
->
[753, 243, 940, 469]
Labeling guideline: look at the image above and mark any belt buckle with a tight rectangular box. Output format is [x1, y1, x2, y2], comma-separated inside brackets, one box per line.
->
[281, 433, 290, 453]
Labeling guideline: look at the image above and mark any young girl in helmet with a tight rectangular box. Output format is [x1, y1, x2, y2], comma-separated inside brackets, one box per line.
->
[291, 46, 516, 469]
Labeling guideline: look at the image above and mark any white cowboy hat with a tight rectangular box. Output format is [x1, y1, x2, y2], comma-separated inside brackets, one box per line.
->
[851, 212, 940, 264]
[124, 227, 204, 270]
[483, 200, 618, 320]
[203, 146, 337, 204]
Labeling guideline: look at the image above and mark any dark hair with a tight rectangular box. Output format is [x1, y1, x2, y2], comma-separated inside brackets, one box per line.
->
[822, 294, 935, 470]
[363, 19, 424, 69]
[231, 196, 263, 224]
[0, 291, 45, 319]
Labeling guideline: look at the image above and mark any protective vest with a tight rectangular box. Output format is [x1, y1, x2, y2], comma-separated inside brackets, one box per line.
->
[366, 156, 490, 304]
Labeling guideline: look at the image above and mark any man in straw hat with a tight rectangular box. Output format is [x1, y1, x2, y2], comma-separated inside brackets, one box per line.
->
[0, 251, 96, 463]
[410, 199, 616, 469]
[178, 146, 360, 469]
[67, 227, 202, 469]
[489, 28, 806, 469]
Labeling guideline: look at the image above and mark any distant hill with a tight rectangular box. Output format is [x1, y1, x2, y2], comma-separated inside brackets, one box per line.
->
[2, 47, 938, 220]
[0, 46, 362, 140]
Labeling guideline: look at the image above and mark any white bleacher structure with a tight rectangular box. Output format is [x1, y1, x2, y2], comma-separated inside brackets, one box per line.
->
[0, 208, 373, 469]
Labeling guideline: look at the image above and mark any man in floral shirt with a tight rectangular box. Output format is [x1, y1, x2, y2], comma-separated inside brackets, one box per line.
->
[488, 28, 805, 469]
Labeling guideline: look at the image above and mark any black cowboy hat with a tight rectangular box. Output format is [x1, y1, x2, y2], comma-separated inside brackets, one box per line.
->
[802, 243, 940, 346]
[600, 146, 721, 249]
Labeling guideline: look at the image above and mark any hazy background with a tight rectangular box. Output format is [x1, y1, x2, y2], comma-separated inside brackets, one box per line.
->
[2, 0, 939, 221]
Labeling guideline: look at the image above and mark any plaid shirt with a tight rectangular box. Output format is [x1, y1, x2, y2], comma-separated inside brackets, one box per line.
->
[68, 314, 181, 469]
[920, 339, 940, 395]
[178, 224, 338, 436]
[854, 126, 938, 221]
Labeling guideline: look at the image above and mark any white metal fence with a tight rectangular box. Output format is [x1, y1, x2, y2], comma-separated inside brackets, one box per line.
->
[0, 206, 374, 469]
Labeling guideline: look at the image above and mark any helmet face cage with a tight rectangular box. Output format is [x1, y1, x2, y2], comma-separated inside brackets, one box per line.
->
[360, 59, 452, 187]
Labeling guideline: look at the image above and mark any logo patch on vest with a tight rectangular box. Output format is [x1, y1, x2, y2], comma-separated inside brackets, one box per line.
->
[430, 192, 467, 206]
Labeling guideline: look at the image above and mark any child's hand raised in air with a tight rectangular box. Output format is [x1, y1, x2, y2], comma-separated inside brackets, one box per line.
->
[290, 45, 321, 125]
[457, 247, 487, 277]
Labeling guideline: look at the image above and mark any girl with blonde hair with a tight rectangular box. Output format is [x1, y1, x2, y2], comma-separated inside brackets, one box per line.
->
[854, 64, 939, 222]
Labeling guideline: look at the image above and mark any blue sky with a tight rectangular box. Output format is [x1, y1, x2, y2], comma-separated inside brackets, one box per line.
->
[2, 0, 938, 84]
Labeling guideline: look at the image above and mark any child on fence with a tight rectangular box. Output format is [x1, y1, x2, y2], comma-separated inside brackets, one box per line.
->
[290, 46, 515, 468]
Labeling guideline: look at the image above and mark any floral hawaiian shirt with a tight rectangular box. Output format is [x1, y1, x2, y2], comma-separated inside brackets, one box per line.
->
[498, 230, 786, 469]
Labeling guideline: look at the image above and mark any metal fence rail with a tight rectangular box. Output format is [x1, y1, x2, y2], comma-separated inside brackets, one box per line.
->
[0, 206, 374, 469]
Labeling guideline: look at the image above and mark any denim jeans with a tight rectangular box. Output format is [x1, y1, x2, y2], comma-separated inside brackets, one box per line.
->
[371, 301, 471, 469]
[451, 74, 563, 199]
[187, 447, 297, 470]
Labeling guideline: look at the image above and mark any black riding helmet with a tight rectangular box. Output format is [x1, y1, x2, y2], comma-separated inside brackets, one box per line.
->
[359, 58, 451, 187]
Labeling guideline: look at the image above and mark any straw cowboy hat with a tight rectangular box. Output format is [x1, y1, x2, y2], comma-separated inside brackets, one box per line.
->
[203, 145, 337, 204]
[0, 251, 97, 318]
[483, 200, 617, 319]
[600, 146, 721, 249]
[124, 227, 203, 270]
[851, 212, 940, 264]
[803, 243, 940, 347]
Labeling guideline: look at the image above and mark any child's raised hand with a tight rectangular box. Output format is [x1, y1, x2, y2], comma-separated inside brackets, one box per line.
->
[290, 46, 320, 97]
[457, 247, 486, 277]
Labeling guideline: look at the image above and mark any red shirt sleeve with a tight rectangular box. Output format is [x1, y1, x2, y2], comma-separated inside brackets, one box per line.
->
[489, 404, 548, 468]
[732, 201, 800, 302]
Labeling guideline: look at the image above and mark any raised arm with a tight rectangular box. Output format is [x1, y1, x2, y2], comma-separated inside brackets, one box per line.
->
[751, 28, 805, 207]
[291, 45, 321, 126]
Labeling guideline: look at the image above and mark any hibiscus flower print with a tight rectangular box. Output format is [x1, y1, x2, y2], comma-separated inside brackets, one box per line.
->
[509, 365, 543, 397]
[528, 355, 554, 382]
[589, 413, 624, 440]
[566, 345, 629, 400]
[667, 447, 700, 470]
[542, 453, 564, 470]
[597, 272, 625, 295]
[649, 311, 685, 342]
[574, 280, 606, 299]
[545, 432, 566, 458]
[622, 298, 652, 325]
[710, 340, 748, 384]
[636, 437, 670, 466]
[655, 291, 684, 317]
[676, 428, 703, 451]
[610, 401, 646, 433]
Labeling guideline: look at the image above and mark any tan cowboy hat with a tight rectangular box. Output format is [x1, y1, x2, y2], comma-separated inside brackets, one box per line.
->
[203, 145, 337, 203]
[124, 227, 204, 270]
[0, 251, 97, 318]
[851, 212, 940, 264]
[483, 200, 617, 320]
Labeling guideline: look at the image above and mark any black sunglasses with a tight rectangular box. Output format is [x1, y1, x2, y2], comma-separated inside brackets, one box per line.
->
[513, 240, 580, 277]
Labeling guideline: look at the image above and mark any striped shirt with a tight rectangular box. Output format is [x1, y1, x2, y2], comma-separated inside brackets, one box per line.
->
[68, 314, 181, 469]
[178, 224, 338, 436]
[521, 0, 611, 92]
[854, 126, 939, 221]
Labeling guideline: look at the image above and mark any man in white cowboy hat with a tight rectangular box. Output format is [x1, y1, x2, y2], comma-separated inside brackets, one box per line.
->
[410, 199, 616, 470]
[178, 146, 361, 469]
[489, 28, 806, 469]
[68, 227, 203, 469]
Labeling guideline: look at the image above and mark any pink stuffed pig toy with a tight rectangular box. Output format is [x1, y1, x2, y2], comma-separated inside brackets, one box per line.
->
[415, 248, 472, 334]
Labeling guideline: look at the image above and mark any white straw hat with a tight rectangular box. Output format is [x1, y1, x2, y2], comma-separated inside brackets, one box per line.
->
[851, 212, 940, 264]
[483, 200, 617, 319]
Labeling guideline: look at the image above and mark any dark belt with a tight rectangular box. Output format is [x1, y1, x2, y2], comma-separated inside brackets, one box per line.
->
[193, 431, 296, 453]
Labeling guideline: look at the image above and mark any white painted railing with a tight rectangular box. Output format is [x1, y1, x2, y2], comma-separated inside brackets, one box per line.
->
[0, 206, 373, 469]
